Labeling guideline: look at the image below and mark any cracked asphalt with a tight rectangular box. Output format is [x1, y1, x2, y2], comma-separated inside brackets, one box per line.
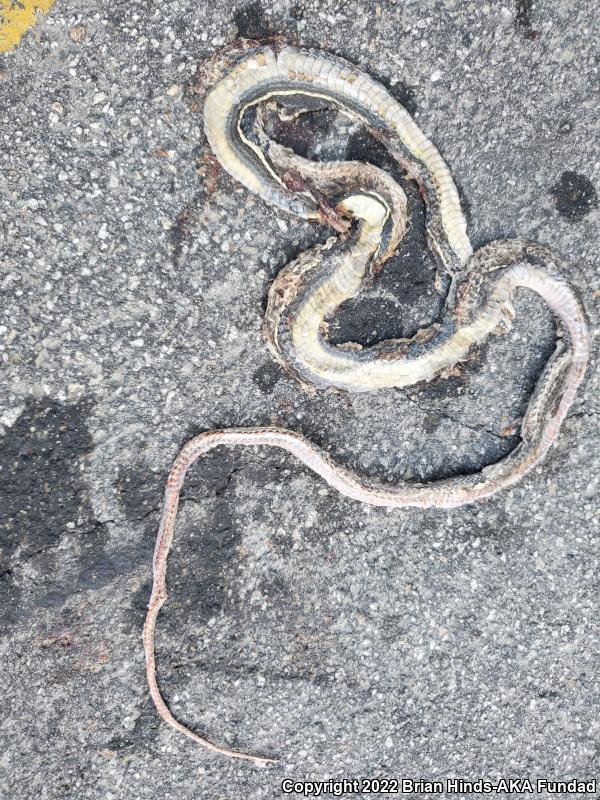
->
[0, 1, 599, 798]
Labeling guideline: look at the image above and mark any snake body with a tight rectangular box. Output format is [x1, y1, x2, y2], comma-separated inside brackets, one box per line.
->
[143, 43, 590, 765]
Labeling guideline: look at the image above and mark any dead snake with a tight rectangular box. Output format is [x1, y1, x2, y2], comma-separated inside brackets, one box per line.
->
[143, 43, 590, 764]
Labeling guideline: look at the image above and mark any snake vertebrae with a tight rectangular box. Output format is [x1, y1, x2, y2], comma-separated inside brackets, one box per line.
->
[143, 42, 590, 764]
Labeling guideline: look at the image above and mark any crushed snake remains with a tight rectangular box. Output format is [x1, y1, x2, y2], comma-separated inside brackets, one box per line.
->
[143, 42, 590, 765]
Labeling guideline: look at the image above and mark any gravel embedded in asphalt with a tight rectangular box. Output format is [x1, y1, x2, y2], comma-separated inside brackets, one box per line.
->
[0, 1, 598, 797]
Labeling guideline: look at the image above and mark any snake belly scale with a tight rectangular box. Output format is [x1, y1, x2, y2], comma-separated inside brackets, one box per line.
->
[143, 43, 590, 765]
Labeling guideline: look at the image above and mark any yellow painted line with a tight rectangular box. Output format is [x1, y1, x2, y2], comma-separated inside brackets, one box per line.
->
[0, 0, 56, 53]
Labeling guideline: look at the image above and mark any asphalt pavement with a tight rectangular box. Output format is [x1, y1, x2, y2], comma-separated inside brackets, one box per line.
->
[0, 1, 598, 798]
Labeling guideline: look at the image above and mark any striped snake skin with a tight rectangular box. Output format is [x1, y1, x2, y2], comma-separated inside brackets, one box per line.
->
[143, 42, 590, 764]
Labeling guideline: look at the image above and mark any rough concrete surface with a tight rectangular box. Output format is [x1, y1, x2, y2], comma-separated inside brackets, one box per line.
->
[0, 1, 598, 798]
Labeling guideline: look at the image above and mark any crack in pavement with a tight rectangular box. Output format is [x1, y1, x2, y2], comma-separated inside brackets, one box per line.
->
[398, 389, 513, 443]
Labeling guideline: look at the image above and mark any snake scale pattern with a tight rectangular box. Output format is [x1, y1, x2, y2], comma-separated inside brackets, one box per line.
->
[143, 42, 590, 764]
